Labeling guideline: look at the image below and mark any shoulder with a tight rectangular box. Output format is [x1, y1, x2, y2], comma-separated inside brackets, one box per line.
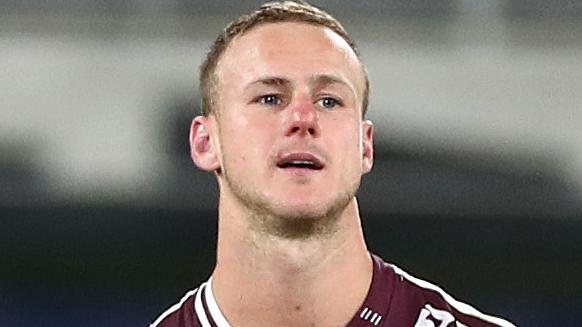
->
[375, 257, 516, 327]
[150, 288, 200, 327]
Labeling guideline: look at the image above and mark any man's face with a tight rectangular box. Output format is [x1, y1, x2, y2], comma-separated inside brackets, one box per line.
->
[201, 22, 373, 221]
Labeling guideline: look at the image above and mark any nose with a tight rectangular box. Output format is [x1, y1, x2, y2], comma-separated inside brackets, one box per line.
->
[284, 100, 320, 137]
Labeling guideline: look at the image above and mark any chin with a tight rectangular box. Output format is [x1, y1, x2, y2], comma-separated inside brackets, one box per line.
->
[272, 196, 346, 220]
[249, 192, 356, 239]
[262, 204, 340, 239]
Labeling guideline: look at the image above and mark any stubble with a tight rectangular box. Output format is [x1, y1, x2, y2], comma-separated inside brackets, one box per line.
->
[222, 159, 360, 241]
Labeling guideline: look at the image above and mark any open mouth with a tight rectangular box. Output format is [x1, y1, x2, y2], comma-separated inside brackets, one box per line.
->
[276, 153, 324, 170]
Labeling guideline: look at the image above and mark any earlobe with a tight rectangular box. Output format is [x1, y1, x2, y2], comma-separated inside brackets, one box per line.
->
[190, 116, 220, 172]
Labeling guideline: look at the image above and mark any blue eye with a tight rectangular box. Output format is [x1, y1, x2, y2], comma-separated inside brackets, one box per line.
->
[317, 97, 342, 109]
[259, 94, 282, 106]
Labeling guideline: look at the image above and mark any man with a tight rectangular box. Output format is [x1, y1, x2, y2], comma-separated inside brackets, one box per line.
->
[151, 1, 515, 326]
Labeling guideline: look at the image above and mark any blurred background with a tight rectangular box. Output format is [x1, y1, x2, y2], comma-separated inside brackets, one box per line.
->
[1, 0, 581, 326]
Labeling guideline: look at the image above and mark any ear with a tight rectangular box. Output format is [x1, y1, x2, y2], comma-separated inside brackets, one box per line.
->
[361, 120, 374, 174]
[189, 116, 220, 172]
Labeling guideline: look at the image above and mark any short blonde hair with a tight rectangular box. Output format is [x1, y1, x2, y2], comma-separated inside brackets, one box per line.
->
[199, 1, 369, 117]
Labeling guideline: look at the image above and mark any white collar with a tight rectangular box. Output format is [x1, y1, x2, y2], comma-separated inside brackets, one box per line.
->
[204, 277, 233, 327]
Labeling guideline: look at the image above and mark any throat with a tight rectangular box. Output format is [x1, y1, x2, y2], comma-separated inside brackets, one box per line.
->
[211, 248, 373, 327]
[212, 197, 372, 327]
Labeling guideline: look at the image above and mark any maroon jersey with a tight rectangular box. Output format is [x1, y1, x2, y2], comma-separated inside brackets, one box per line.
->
[150, 254, 515, 327]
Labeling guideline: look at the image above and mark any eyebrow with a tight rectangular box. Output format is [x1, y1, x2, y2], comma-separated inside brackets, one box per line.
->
[309, 74, 354, 93]
[244, 76, 292, 90]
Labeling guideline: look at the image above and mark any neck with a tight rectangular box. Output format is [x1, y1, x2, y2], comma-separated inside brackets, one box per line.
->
[211, 195, 372, 327]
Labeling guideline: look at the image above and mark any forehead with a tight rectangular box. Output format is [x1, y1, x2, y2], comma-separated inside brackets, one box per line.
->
[216, 21, 365, 95]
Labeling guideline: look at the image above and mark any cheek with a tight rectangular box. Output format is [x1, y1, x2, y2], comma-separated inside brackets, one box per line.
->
[221, 114, 277, 163]
[326, 118, 361, 149]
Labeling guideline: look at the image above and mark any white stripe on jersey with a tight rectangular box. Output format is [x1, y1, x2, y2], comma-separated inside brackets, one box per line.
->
[194, 283, 212, 327]
[364, 309, 372, 320]
[206, 277, 233, 327]
[150, 288, 198, 327]
[390, 264, 516, 327]
[360, 307, 368, 318]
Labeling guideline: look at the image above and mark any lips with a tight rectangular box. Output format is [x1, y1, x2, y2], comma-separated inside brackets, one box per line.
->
[276, 152, 325, 170]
